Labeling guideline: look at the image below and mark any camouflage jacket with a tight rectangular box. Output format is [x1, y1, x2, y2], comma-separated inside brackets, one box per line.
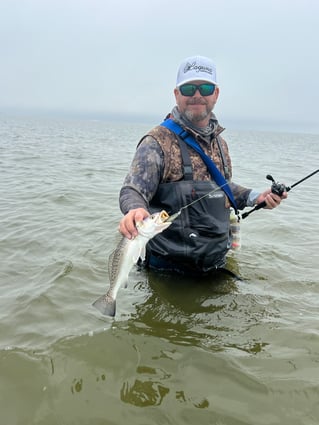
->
[120, 115, 254, 214]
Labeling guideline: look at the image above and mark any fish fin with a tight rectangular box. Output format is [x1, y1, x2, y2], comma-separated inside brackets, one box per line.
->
[139, 244, 146, 262]
[132, 250, 141, 263]
[92, 294, 116, 317]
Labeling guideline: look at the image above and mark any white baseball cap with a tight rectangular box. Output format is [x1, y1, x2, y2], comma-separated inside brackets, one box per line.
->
[176, 55, 217, 87]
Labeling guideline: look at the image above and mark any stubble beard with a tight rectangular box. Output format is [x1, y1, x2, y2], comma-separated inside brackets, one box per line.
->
[184, 107, 210, 124]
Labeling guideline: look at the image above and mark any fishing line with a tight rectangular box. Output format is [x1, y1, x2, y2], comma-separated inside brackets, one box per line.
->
[167, 169, 319, 222]
[167, 183, 229, 222]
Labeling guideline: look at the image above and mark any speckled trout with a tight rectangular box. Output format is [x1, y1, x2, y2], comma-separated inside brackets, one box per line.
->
[93, 210, 173, 316]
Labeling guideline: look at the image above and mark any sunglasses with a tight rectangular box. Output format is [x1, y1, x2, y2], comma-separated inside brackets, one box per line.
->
[179, 83, 216, 97]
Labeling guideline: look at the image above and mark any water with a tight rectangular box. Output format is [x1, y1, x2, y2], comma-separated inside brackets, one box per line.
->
[1, 115, 318, 424]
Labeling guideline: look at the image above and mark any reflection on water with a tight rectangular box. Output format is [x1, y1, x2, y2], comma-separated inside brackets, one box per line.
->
[121, 376, 170, 407]
[119, 262, 272, 357]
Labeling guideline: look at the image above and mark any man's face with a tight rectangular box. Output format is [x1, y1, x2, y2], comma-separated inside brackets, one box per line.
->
[174, 80, 219, 127]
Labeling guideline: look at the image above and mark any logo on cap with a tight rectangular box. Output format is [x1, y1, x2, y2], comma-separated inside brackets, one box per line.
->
[184, 61, 213, 75]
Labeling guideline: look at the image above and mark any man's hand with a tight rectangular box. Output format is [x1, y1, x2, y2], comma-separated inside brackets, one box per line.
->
[256, 188, 288, 209]
[119, 208, 150, 239]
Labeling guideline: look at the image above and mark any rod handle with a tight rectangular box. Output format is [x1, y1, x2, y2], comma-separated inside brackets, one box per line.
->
[241, 201, 266, 219]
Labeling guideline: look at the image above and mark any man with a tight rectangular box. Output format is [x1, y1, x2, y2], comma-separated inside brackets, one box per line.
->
[118, 55, 287, 274]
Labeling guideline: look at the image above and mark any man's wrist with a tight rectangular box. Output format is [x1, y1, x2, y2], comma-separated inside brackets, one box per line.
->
[247, 190, 261, 207]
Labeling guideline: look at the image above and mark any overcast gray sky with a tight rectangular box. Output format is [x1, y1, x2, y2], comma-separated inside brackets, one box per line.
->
[1, 0, 319, 132]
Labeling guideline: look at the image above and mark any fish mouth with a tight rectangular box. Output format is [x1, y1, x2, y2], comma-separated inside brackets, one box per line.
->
[159, 210, 170, 222]
[152, 210, 177, 224]
[160, 209, 181, 223]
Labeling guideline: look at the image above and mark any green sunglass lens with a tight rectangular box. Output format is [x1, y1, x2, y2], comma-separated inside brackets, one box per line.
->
[180, 84, 215, 97]
[180, 85, 196, 96]
[199, 84, 215, 96]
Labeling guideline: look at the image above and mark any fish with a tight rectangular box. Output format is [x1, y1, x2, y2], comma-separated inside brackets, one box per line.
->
[93, 210, 173, 316]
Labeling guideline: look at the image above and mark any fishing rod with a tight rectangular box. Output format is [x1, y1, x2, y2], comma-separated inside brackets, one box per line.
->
[242, 169, 319, 219]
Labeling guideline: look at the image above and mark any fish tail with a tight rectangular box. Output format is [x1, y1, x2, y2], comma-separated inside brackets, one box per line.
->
[92, 294, 116, 317]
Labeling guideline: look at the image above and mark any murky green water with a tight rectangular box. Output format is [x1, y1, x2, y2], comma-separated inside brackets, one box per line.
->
[1, 115, 318, 424]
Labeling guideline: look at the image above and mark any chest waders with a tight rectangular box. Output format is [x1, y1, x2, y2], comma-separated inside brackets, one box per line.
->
[146, 120, 238, 275]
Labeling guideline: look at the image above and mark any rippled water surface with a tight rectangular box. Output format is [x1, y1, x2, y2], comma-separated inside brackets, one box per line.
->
[1, 115, 318, 424]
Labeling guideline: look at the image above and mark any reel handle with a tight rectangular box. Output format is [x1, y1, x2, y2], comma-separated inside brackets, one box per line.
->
[242, 175, 287, 219]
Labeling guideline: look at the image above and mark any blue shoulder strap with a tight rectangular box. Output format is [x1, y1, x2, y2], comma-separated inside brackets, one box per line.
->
[160, 118, 238, 213]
